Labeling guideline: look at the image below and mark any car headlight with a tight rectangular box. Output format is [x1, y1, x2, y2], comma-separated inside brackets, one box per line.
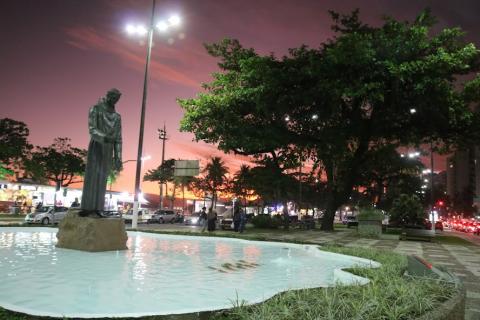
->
[191, 217, 198, 223]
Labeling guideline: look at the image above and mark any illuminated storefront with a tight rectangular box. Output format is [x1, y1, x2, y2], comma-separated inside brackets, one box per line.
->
[0, 180, 143, 213]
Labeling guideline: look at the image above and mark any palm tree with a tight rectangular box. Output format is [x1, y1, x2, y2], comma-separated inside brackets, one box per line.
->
[175, 176, 194, 212]
[144, 159, 175, 208]
[191, 157, 229, 210]
[232, 165, 253, 209]
[206, 157, 229, 209]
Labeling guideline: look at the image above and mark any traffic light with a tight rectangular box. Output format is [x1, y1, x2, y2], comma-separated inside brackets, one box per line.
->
[437, 200, 444, 206]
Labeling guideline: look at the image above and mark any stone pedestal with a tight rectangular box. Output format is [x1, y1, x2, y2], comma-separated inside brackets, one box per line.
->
[357, 219, 382, 237]
[56, 209, 128, 252]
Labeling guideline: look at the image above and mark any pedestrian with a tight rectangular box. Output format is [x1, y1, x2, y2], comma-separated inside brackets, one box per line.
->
[71, 197, 80, 208]
[239, 208, 247, 233]
[233, 206, 241, 232]
[200, 207, 208, 232]
[207, 208, 217, 232]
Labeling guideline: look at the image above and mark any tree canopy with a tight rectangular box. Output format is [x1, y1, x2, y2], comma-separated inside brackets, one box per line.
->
[179, 10, 480, 230]
[25, 137, 86, 188]
[0, 118, 32, 177]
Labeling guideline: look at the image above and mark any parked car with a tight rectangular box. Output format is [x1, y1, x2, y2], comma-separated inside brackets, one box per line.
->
[344, 216, 358, 228]
[103, 210, 121, 218]
[122, 209, 151, 223]
[148, 209, 176, 224]
[172, 212, 184, 223]
[434, 221, 444, 231]
[24, 206, 69, 225]
[184, 212, 202, 226]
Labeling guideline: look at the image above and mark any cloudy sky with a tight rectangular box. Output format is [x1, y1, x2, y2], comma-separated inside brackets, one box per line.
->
[1, 0, 479, 194]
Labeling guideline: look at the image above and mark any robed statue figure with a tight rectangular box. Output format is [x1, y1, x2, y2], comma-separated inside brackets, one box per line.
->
[80, 88, 123, 216]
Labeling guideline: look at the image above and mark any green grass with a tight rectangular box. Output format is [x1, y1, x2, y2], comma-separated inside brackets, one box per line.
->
[211, 246, 456, 320]
[434, 235, 475, 246]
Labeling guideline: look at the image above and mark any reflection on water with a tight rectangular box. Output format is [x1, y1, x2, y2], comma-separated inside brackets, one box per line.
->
[0, 227, 372, 318]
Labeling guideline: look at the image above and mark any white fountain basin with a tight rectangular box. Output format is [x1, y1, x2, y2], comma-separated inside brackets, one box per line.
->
[0, 227, 379, 318]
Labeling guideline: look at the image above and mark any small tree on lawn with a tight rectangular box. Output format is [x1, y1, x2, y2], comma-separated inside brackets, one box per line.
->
[389, 194, 424, 226]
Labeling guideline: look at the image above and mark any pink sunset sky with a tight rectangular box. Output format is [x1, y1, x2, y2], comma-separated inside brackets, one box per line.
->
[1, 0, 479, 194]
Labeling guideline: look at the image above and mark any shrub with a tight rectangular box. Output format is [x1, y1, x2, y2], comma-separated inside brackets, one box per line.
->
[357, 207, 384, 221]
[389, 194, 424, 226]
[251, 214, 281, 229]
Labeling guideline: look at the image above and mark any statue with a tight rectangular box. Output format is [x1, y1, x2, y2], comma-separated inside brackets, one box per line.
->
[80, 88, 123, 217]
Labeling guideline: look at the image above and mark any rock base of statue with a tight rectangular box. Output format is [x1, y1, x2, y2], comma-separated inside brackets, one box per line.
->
[56, 209, 128, 252]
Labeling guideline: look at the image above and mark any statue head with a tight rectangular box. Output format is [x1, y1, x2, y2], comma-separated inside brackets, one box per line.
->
[106, 88, 121, 105]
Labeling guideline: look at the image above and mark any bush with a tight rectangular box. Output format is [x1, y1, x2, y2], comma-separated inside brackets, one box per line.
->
[212, 246, 456, 320]
[389, 194, 424, 226]
[357, 207, 384, 221]
[251, 214, 281, 229]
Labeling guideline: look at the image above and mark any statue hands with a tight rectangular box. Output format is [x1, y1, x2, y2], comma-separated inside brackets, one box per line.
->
[104, 136, 116, 143]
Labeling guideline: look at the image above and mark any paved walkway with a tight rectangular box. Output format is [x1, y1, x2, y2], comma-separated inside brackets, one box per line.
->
[137, 224, 480, 319]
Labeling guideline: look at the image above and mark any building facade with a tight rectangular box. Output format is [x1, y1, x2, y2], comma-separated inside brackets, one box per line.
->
[446, 147, 480, 215]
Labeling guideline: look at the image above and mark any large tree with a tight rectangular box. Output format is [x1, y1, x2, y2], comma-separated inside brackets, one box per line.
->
[144, 159, 176, 208]
[357, 146, 424, 209]
[179, 10, 480, 230]
[25, 138, 86, 203]
[0, 118, 32, 178]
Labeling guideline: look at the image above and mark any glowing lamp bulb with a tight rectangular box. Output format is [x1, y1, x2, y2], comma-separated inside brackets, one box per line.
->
[168, 15, 181, 26]
[126, 24, 136, 34]
[156, 21, 168, 32]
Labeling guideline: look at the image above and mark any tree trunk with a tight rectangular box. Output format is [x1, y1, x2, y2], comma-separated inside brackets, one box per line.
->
[320, 196, 341, 231]
[170, 182, 177, 209]
[182, 185, 185, 212]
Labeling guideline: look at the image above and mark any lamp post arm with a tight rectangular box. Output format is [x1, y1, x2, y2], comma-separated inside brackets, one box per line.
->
[132, 0, 156, 229]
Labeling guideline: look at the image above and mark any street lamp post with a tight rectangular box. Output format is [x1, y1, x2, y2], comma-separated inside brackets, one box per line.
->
[131, 0, 155, 229]
[158, 125, 167, 209]
[126, 0, 181, 228]
[430, 141, 436, 232]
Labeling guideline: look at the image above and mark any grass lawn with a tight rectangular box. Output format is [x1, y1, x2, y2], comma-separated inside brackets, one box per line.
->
[211, 245, 456, 320]
[0, 214, 26, 220]
[0, 228, 458, 320]
[434, 235, 475, 246]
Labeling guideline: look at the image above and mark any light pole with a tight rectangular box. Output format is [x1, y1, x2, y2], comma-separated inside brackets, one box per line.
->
[126, 0, 181, 228]
[158, 125, 167, 209]
[430, 141, 436, 232]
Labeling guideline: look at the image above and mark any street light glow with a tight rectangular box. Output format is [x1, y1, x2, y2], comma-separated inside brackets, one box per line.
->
[410, 108, 416, 114]
[126, 24, 147, 36]
[312, 114, 318, 120]
[136, 25, 147, 35]
[156, 21, 168, 32]
[285, 116, 290, 121]
[126, 24, 136, 34]
[168, 15, 181, 26]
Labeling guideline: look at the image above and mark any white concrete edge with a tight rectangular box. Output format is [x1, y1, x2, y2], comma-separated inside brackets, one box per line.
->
[0, 227, 382, 318]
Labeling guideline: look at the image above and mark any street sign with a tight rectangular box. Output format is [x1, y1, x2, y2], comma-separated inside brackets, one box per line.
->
[174, 160, 200, 177]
